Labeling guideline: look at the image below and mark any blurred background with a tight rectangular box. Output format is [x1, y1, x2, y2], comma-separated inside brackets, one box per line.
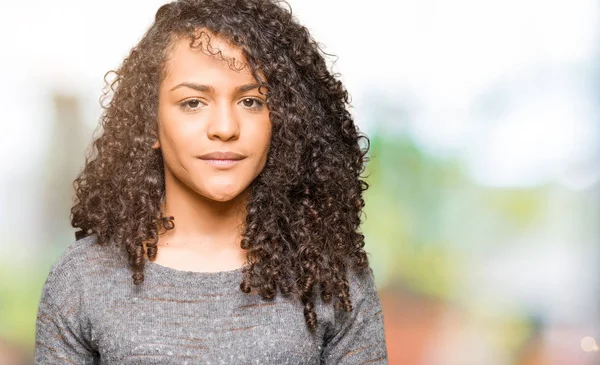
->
[0, 0, 598, 364]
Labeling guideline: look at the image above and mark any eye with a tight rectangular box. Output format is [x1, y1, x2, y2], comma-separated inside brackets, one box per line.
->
[239, 97, 265, 111]
[179, 98, 204, 112]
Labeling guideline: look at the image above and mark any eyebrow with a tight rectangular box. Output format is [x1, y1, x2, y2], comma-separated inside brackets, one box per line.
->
[170, 82, 262, 94]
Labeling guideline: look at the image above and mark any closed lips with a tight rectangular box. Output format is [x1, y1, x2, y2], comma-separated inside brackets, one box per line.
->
[197, 152, 246, 160]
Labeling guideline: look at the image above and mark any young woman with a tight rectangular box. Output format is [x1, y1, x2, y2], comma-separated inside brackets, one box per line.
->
[35, 0, 388, 363]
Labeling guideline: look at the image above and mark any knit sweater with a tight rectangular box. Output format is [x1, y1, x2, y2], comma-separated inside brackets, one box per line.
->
[34, 234, 388, 364]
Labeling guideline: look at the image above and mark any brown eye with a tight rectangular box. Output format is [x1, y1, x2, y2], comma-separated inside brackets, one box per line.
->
[179, 98, 204, 112]
[239, 97, 264, 111]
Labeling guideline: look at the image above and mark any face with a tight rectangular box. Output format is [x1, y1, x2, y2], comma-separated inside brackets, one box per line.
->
[154, 32, 272, 203]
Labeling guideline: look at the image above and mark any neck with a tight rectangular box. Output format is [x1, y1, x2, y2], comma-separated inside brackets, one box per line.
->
[158, 168, 249, 252]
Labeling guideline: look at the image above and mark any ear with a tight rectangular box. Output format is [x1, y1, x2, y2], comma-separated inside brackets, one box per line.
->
[152, 128, 160, 149]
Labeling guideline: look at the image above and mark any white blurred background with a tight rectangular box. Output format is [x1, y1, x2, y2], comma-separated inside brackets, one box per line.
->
[0, 1, 598, 364]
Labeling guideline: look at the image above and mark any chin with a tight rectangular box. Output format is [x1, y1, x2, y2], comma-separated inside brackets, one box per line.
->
[202, 188, 243, 202]
[208, 194, 237, 202]
[192, 177, 251, 203]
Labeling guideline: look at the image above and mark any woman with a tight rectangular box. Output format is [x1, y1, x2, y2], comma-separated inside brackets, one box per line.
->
[35, 0, 388, 363]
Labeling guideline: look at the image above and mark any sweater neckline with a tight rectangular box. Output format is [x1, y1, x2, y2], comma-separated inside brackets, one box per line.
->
[144, 257, 249, 280]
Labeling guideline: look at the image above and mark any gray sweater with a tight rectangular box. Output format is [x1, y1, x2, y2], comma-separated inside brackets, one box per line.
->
[35, 234, 388, 364]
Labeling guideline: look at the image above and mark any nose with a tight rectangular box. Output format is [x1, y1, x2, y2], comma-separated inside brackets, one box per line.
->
[206, 101, 240, 141]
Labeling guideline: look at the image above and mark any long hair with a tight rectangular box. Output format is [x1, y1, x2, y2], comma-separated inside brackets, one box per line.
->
[71, 0, 371, 333]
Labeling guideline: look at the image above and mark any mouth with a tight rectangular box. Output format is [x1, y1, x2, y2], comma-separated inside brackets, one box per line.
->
[198, 158, 243, 169]
[196, 151, 246, 169]
[197, 151, 246, 160]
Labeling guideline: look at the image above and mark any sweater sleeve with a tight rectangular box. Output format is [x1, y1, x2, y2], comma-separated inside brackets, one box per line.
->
[34, 246, 99, 364]
[320, 266, 389, 364]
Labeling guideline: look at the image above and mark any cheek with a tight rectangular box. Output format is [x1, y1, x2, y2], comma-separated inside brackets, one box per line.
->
[255, 120, 272, 154]
[158, 113, 194, 159]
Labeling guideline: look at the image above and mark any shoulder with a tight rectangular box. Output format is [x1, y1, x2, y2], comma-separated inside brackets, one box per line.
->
[347, 265, 378, 301]
[52, 234, 101, 266]
[335, 265, 382, 323]
[40, 234, 124, 307]
[46, 233, 115, 280]
[45, 234, 98, 282]
[320, 264, 388, 362]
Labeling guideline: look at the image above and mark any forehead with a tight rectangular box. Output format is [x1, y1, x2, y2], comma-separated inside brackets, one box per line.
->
[162, 32, 256, 86]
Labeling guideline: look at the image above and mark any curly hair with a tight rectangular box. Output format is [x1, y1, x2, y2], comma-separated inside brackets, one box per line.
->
[71, 0, 371, 333]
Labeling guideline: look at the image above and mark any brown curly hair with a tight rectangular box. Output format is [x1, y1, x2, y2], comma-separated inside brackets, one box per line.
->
[71, 0, 371, 333]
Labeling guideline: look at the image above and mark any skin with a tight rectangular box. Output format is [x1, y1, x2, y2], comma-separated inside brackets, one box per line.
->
[148, 31, 272, 272]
